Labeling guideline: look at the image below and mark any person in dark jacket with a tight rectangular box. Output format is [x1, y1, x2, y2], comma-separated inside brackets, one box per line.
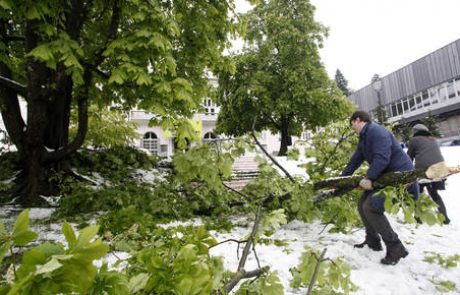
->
[407, 123, 450, 224]
[341, 110, 419, 265]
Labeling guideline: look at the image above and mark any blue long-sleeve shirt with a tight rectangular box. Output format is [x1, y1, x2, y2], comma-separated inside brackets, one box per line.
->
[342, 122, 414, 180]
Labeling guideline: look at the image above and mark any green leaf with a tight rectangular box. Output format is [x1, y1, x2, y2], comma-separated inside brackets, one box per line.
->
[74, 225, 99, 250]
[0, 241, 12, 263]
[128, 273, 150, 293]
[108, 69, 125, 84]
[136, 72, 151, 86]
[12, 209, 38, 246]
[62, 222, 77, 249]
[27, 44, 55, 64]
[35, 257, 62, 275]
[0, 0, 12, 10]
[13, 231, 38, 247]
[13, 209, 30, 234]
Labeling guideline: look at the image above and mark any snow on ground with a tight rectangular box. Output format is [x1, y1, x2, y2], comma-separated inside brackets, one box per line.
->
[210, 146, 460, 294]
[3, 147, 460, 294]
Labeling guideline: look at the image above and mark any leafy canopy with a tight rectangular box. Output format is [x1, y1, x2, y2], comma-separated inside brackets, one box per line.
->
[0, 0, 239, 148]
[216, 0, 353, 140]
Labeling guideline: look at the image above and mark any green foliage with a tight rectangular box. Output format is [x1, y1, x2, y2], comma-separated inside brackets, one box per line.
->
[302, 120, 362, 232]
[430, 279, 457, 293]
[0, 209, 37, 266]
[394, 121, 412, 145]
[381, 187, 444, 225]
[70, 146, 156, 181]
[421, 112, 442, 137]
[235, 272, 284, 295]
[125, 225, 224, 294]
[334, 69, 352, 97]
[69, 105, 139, 149]
[304, 120, 358, 181]
[0, 210, 126, 295]
[216, 0, 353, 155]
[373, 104, 388, 125]
[0, 152, 19, 182]
[89, 263, 129, 295]
[173, 144, 233, 193]
[0, 0, 240, 202]
[290, 247, 357, 294]
[287, 148, 300, 161]
[423, 251, 460, 268]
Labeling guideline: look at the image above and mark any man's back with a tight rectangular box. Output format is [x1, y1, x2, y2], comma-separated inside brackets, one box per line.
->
[360, 122, 413, 179]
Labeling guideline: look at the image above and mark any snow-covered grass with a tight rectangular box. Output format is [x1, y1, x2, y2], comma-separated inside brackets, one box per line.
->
[5, 146, 460, 294]
[210, 146, 460, 294]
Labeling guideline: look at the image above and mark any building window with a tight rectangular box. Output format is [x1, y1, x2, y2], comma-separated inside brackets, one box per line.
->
[408, 96, 416, 111]
[447, 81, 456, 99]
[203, 132, 217, 143]
[160, 144, 168, 154]
[455, 78, 460, 96]
[429, 88, 438, 104]
[391, 104, 397, 117]
[403, 99, 409, 112]
[415, 95, 422, 109]
[142, 132, 159, 154]
[397, 102, 403, 115]
[439, 85, 447, 102]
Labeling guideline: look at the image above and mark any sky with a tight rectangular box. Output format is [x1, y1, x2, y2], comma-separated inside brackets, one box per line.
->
[234, 0, 460, 91]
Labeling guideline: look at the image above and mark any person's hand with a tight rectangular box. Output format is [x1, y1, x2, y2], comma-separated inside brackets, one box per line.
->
[359, 178, 373, 190]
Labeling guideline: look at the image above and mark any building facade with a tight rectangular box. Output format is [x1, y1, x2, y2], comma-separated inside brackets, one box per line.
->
[348, 38, 460, 140]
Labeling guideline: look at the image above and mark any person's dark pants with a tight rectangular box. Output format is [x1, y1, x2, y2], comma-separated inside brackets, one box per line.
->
[420, 181, 450, 223]
[358, 182, 419, 244]
[358, 190, 399, 244]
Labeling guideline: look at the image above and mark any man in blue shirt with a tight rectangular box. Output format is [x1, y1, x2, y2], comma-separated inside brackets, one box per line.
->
[342, 110, 418, 265]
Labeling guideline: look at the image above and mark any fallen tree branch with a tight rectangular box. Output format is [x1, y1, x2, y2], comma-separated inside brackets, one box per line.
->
[223, 203, 267, 293]
[307, 248, 327, 295]
[224, 267, 269, 293]
[250, 117, 295, 183]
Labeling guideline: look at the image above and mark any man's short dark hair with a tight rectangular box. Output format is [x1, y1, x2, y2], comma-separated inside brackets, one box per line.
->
[349, 110, 371, 124]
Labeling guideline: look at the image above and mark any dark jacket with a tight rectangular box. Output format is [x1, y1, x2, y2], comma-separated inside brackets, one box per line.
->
[407, 131, 444, 170]
[342, 122, 414, 180]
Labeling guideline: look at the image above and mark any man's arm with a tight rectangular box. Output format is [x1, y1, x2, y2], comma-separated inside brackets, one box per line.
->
[341, 150, 365, 176]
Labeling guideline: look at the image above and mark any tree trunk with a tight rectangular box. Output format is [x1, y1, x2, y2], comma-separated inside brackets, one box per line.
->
[278, 116, 289, 156]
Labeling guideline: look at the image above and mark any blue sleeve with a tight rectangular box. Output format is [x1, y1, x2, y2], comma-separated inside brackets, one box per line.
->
[366, 129, 391, 180]
[341, 150, 365, 176]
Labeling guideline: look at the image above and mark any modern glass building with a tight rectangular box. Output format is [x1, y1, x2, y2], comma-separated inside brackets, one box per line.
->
[348, 38, 460, 139]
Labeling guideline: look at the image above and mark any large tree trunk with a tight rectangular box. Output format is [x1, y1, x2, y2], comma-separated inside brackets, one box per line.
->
[278, 115, 289, 156]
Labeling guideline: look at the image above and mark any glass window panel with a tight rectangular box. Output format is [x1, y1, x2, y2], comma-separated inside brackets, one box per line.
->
[422, 91, 429, 100]
[403, 100, 409, 111]
[439, 85, 447, 101]
[409, 98, 416, 111]
[429, 88, 438, 104]
[397, 103, 403, 114]
[448, 81, 456, 98]
[391, 104, 397, 117]
[455, 78, 460, 96]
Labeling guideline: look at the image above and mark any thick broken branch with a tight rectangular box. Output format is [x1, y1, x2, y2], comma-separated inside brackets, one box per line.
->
[0, 75, 27, 98]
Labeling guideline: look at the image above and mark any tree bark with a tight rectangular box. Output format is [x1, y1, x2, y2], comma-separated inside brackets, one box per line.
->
[278, 115, 289, 156]
[313, 169, 426, 203]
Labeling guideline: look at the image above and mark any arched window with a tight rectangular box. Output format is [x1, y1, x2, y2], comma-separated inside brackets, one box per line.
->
[142, 132, 158, 154]
[203, 132, 216, 143]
